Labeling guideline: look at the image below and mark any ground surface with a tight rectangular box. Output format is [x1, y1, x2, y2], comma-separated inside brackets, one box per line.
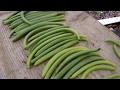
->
[87, 11, 120, 37]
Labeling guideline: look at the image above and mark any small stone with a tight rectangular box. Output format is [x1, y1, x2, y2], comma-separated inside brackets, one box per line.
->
[109, 28, 113, 31]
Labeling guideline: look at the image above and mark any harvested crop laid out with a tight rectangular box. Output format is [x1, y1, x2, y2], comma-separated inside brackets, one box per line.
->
[43, 48, 116, 79]
[0, 11, 120, 79]
[105, 38, 120, 59]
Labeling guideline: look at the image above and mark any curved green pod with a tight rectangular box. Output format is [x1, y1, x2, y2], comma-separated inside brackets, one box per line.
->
[11, 14, 64, 30]
[28, 32, 65, 55]
[9, 29, 16, 38]
[30, 34, 76, 55]
[20, 11, 31, 25]
[3, 11, 27, 25]
[26, 11, 64, 23]
[34, 40, 80, 67]
[25, 11, 63, 17]
[11, 11, 57, 25]
[51, 52, 100, 79]
[10, 12, 64, 29]
[19, 25, 64, 39]
[55, 48, 101, 74]
[8, 13, 20, 22]
[7, 11, 36, 21]
[54, 57, 104, 79]
[27, 12, 64, 24]
[11, 12, 64, 30]
[23, 25, 61, 48]
[8, 11, 21, 19]
[12, 32, 18, 36]
[44, 48, 87, 79]
[25, 11, 63, 16]
[28, 25, 68, 42]
[10, 12, 53, 28]
[4, 11, 27, 24]
[3, 11, 20, 22]
[27, 12, 64, 23]
[14, 16, 64, 33]
[80, 65, 115, 79]
[35, 35, 78, 57]
[103, 74, 120, 79]
[12, 22, 65, 41]
[113, 44, 120, 59]
[3, 16, 20, 25]
[34, 35, 77, 57]
[105, 38, 120, 47]
[42, 46, 88, 78]
[29, 32, 67, 53]
[25, 27, 79, 50]
[70, 60, 115, 79]
[10, 12, 21, 18]
[27, 33, 73, 69]
[31, 39, 76, 64]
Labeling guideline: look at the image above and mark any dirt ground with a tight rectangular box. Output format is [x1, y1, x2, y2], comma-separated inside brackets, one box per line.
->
[87, 11, 120, 37]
